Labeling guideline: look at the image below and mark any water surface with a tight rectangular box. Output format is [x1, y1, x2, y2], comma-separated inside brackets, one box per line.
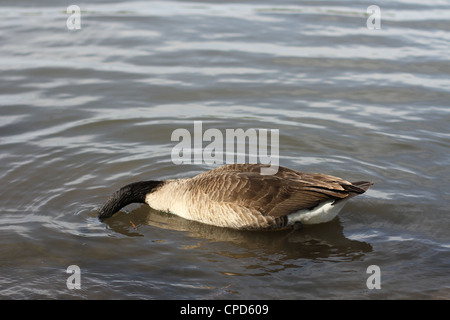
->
[0, 0, 449, 299]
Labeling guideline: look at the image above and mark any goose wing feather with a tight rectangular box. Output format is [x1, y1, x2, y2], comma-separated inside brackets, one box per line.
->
[188, 164, 365, 218]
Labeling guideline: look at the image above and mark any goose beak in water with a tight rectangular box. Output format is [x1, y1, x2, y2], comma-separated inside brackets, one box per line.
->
[98, 164, 373, 230]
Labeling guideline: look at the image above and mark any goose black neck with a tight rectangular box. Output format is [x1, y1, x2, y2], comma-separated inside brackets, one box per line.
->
[98, 180, 164, 220]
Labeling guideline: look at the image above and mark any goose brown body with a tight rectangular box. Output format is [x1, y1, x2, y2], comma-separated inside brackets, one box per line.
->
[98, 164, 373, 230]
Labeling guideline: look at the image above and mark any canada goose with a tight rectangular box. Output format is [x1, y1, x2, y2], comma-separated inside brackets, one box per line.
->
[98, 164, 373, 230]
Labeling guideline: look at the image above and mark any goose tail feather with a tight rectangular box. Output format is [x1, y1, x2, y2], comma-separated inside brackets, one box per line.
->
[332, 181, 373, 205]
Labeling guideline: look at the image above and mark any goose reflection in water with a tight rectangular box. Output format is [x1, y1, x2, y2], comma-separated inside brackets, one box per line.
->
[103, 206, 373, 263]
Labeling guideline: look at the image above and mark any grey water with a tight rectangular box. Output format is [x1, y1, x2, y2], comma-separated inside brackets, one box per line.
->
[0, 0, 449, 299]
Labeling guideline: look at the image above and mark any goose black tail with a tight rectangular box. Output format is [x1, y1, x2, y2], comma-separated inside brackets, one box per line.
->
[341, 181, 373, 200]
[349, 181, 374, 193]
[332, 181, 373, 205]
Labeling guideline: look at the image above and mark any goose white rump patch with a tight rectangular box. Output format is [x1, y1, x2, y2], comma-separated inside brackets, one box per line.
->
[287, 200, 348, 225]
